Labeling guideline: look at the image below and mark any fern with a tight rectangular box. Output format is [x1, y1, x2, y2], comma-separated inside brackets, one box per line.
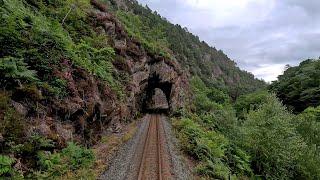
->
[0, 56, 38, 86]
[0, 155, 15, 177]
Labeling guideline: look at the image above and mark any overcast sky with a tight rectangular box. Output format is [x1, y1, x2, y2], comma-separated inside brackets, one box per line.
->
[137, 0, 320, 82]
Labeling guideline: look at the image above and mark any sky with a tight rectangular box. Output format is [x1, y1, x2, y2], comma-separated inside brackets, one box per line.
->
[137, 0, 320, 82]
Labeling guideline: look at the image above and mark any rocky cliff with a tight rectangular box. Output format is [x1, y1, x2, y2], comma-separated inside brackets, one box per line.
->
[0, 0, 189, 150]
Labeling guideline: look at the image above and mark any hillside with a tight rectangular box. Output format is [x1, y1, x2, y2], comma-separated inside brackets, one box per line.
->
[0, 0, 189, 177]
[2, 0, 319, 179]
[106, 0, 266, 99]
[270, 58, 320, 112]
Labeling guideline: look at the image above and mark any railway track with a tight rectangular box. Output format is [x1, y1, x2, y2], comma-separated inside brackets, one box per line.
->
[136, 114, 172, 180]
[102, 113, 189, 180]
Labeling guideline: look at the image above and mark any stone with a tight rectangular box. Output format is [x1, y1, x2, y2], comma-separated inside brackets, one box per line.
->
[11, 101, 28, 116]
[0, 133, 4, 142]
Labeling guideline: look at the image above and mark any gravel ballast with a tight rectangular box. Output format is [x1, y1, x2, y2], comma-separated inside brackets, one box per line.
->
[100, 114, 191, 180]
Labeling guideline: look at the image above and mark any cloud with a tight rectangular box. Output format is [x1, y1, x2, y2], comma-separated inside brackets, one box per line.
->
[137, 0, 320, 82]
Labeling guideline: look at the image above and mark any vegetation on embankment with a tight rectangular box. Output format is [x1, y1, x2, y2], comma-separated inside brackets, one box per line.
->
[172, 75, 320, 179]
[0, 0, 123, 178]
[0, 0, 121, 95]
[1, 0, 318, 179]
[108, 0, 266, 99]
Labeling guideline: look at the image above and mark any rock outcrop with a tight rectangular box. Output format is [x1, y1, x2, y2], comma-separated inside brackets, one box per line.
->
[90, 1, 190, 117]
[1, 0, 190, 149]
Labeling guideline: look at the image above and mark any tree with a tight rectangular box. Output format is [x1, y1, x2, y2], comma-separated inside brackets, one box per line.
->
[270, 59, 320, 112]
[240, 94, 305, 179]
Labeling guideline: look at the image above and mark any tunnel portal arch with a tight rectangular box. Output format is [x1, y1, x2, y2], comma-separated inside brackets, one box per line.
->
[143, 73, 172, 113]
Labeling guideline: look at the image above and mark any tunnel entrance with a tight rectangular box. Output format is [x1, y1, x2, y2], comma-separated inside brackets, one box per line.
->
[143, 73, 172, 113]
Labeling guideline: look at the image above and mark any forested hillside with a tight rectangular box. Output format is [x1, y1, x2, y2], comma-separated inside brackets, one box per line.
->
[105, 0, 266, 99]
[108, 1, 319, 179]
[270, 59, 320, 112]
[1, 0, 319, 179]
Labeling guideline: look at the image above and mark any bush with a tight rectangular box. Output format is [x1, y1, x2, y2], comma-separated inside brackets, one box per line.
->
[116, 11, 171, 58]
[234, 90, 269, 120]
[198, 105, 237, 136]
[37, 142, 95, 178]
[0, 56, 38, 88]
[0, 155, 15, 177]
[240, 94, 306, 179]
[173, 118, 232, 179]
[225, 145, 252, 176]
[296, 106, 320, 146]
[74, 39, 115, 82]
[294, 106, 320, 178]
[190, 76, 228, 113]
[0, 92, 25, 144]
[196, 160, 230, 180]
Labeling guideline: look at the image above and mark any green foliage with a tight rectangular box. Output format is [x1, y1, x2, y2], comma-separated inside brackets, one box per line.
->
[225, 145, 252, 176]
[297, 106, 320, 147]
[116, 11, 171, 58]
[234, 90, 270, 120]
[296, 145, 320, 179]
[1, 0, 122, 98]
[0, 92, 25, 144]
[270, 59, 320, 112]
[239, 94, 306, 179]
[0, 155, 15, 177]
[0, 56, 38, 87]
[173, 118, 232, 179]
[36, 142, 95, 178]
[74, 39, 119, 87]
[190, 76, 230, 113]
[172, 75, 253, 179]
[177, 73, 320, 179]
[195, 160, 230, 180]
[73, 37, 124, 97]
[114, 1, 266, 97]
[0, 0, 75, 98]
[294, 106, 320, 178]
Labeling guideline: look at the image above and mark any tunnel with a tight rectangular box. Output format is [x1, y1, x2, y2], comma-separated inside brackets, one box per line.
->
[143, 73, 172, 113]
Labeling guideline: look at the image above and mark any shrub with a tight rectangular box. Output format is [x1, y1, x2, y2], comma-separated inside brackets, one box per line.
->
[196, 160, 230, 180]
[190, 76, 227, 113]
[294, 106, 320, 178]
[37, 142, 95, 178]
[74, 40, 115, 82]
[173, 118, 232, 179]
[0, 155, 15, 177]
[74, 39, 124, 97]
[296, 106, 320, 146]
[0, 56, 38, 88]
[234, 90, 269, 120]
[240, 94, 306, 179]
[0, 92, 25, 144]
[116, 11, 171, 58]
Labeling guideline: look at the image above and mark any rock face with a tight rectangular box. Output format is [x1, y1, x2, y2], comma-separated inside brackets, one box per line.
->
[146, 88, 169, 110]
[2, 1, 190, 148]
[90, 1, 190, 117]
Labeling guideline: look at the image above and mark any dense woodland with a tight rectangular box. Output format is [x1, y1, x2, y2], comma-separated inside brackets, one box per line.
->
[270, 59, 320, 113]
[0, 0, 319, 179]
